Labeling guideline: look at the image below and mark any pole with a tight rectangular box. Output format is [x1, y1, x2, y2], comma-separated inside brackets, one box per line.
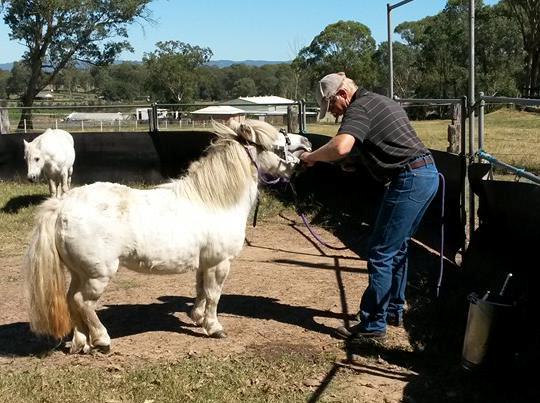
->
[468, 0, 476, 239]
[387, 3, 393, 99]
[386, 0, 414, 100]
[478, 91, 485, 151]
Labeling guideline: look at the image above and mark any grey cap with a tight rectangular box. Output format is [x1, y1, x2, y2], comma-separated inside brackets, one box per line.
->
[316, 72, 346, 120]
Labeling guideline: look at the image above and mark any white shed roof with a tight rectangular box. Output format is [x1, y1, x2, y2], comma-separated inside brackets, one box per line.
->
[237, 96, 295, 105]
[191, 105, 246, 115]
[65, 112, 126, 121]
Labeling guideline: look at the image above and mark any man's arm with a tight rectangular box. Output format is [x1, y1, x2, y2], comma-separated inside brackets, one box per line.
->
[300, 133, 356, 166]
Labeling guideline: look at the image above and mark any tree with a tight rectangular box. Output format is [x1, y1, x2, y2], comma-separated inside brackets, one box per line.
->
[99, 62, 147, 101]
[502, 0, 540, 95]
[143, 40, 213, 102]
[232, 77, 257, 98]
[0, 70, 9, 99]
[374, 41, 421, 97]
[395, 0, 521, 98]
[1, 0, 152, 128]
[293, 20, 377, 97]
[6, 61, 30, 98]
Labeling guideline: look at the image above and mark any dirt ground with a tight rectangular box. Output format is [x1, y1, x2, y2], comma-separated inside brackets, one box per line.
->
[0, 213, 431, 402]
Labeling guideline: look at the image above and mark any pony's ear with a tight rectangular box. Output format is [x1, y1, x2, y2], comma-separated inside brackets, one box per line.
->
[23, 139, 28, 149]
[238, 123, 257, 143]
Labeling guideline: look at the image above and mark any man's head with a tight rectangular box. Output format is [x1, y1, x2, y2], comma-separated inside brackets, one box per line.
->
[316, 72, 346, 120]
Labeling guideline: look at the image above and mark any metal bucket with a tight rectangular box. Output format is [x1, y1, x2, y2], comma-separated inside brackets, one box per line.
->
[462, 293, 513, 370]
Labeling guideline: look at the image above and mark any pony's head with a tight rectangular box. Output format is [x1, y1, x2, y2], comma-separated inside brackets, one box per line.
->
[23, 139, 45, 182]
[213, 119, 311, 179]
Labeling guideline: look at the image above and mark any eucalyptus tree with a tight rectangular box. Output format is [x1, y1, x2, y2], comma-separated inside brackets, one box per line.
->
[0, 0, 153, 128]
[396, 0, 521, 98]
[143, 40, 213, 103]
[293, 20, 377, 96]
[374, 41, 421, 98]
[502, 0, 540, 96]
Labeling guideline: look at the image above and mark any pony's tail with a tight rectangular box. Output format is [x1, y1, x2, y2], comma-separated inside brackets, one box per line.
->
[24, 198, 71, 339]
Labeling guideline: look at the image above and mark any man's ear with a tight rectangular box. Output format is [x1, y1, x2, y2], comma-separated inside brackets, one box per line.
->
[336, 88, 348, 99]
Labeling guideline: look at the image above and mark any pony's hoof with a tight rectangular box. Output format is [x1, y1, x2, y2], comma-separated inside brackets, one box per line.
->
[65, 341, 91, 354]
[92, 344, 111, 354]
[210, 330, 227, 339]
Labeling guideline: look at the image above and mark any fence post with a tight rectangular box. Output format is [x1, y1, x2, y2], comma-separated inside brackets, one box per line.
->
[1, 107, 11, 134]
[287, 105, 299, 133]
[24, 119, 27, 133]
[298, 100, 306, 134]
[447, 103, 461, 154]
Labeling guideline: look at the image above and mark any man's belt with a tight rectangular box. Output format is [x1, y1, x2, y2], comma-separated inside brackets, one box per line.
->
[406, 154, 434, 170]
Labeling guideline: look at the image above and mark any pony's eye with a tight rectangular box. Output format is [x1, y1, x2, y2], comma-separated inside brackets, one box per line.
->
[34, 157, 40, 162]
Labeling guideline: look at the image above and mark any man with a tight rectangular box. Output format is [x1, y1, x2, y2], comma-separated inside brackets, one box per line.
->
[300, 72, 439, 341]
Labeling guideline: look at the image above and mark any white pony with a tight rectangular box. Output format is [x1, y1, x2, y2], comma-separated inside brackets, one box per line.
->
[24, 128, 75, 197]
[24, 120, 311, 353]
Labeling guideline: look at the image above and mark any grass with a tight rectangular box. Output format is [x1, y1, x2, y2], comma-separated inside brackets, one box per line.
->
[0, 181, 48, 258]
[306, 108, 540, 175]
[0, 352, 374, 403]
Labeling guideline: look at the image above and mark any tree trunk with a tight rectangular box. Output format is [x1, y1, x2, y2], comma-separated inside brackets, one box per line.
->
[18, 93, 35, 130]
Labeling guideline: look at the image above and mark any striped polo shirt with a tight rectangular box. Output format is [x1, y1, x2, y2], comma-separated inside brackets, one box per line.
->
[338, 89, 429, 182]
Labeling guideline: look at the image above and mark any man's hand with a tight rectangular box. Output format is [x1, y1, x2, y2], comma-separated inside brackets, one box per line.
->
[300, 151, 316, 167]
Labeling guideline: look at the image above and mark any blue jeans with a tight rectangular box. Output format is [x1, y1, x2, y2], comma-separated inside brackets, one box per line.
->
[358, 158, 439, 332]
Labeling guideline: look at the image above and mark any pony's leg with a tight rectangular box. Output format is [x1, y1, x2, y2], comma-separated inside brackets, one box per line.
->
[66, 273, 91, 354]
[48, 178, 57, 197]
[61, 169, 69, 195]
[202, 259, 231, 338]
[189, 267, 206, 326]
[67, 166, 73, 189]
[74, 275, 113, 352]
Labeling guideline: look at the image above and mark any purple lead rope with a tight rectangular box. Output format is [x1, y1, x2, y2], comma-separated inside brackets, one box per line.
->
[436, 172, 446, 297]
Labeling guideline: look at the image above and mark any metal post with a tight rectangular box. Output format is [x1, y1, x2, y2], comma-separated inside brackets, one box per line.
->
[461, 96, 468, 251]
[387, 3, 393, 99]
[478, 92, 485, 152]
[387, 0, 414, 99]
[468, 0, 476, 239]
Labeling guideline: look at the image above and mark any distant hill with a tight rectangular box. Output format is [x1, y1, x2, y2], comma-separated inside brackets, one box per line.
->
[0, 59, 289, 71]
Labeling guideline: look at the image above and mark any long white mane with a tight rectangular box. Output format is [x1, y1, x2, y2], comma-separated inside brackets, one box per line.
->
[162, 120, 280, 209]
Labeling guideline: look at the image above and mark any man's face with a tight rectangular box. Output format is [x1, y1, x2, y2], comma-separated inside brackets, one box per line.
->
[328, 90, 348, 118]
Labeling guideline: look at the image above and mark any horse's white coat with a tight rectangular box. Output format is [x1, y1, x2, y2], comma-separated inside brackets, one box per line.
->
[24, 120, 311, 353]
[23, 128, 75, 197]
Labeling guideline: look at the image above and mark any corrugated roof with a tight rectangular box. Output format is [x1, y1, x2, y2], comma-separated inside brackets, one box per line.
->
[65, 112, 126, 121]
[191, 105, 246, 115]
[237, 96, 295, 104]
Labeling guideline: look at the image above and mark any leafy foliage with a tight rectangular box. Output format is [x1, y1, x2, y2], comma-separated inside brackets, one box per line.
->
[142, 40, 213, 102]
[1, 0, 152, 111]
[294, 20, 377, 92]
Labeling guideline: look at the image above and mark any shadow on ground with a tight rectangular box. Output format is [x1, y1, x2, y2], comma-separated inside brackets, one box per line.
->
[276, 160, 539, 402]
[1, 194, 47, 213]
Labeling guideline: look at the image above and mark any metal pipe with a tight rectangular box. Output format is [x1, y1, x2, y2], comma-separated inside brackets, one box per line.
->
[478, 91, 485, 152]
[387, 3, 393, 99]
[461, 96, 468, 251]
[477, 150, 540, 185]
[386, 0, 414, 99]
[481, 95, 540, 106]
[396, 97, 462, 104]
[468, 0, 476, 238]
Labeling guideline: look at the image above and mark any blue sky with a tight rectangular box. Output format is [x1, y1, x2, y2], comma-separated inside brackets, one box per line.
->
[0, 0, 500, 64]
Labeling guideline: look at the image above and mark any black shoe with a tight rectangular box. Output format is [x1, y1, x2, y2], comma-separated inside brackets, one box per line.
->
[386, 313, 403, 327]
[334, 321, 386, 340]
